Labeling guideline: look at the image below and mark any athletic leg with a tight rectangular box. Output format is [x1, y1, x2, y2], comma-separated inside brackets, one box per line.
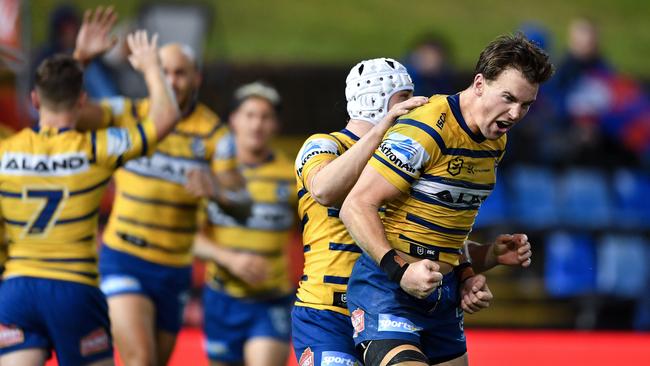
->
[108, 294, 157, 366]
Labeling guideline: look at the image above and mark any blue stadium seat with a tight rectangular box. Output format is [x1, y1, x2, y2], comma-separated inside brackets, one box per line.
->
[612, 169, 650, 229]
[558, 169, 611, 229]
[544, 231, 597, 297]
[508, 165, 558, 228]
[474, 177, 507, 228]
[597, 234, 648, 298]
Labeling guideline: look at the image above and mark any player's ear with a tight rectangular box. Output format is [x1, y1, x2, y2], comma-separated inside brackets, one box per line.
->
[30, 90, 40, 110]
[473, 73, 485, 97]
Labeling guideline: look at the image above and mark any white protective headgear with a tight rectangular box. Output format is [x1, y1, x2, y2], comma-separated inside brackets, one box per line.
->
[345, 58, 414, 125]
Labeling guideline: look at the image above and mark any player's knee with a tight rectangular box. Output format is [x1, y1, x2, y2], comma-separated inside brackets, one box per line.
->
[359, 340, 428, 366]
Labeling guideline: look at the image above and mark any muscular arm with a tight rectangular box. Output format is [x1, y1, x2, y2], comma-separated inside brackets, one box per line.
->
[126, 31, 179, 140]
[339, 166, 401, 262]
[307, 97, 427, 207]
[465, 234, 533, 273]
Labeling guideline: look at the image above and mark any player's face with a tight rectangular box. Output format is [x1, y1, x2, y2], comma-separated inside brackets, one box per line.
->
[387, 90, 414, 110]
[159, 47, 200, 109]
[231, 97, 278, 154]
[476, 67, 538, 140]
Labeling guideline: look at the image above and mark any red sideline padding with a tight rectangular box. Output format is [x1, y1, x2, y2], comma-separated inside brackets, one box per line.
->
[46, 328, 650, 365]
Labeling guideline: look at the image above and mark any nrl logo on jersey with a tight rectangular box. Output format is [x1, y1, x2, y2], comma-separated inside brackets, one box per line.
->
[0, 152, 89, 176]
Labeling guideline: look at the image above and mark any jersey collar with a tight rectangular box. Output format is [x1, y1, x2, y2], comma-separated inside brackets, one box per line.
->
[446, 93, 486, 143]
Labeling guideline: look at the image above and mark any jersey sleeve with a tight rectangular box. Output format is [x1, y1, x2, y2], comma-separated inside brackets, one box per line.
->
[99, 97, 146, 128]
[210, 130, 238, 174]
[294, 134, 341, 187]
[90, 117, 158, 169]
[0, 207, 6, 271]
[368, 121, 437, 193]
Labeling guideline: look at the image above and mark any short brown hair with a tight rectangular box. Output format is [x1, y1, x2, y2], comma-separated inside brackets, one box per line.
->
[34, 54, 84, 110]
[475, 32, 554, 84]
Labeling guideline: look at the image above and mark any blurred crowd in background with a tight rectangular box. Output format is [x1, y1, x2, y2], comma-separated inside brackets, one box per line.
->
[1, 1, 650, 332]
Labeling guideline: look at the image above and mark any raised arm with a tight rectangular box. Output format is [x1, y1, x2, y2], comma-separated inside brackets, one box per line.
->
[307, 97, 427, 207]
[126, 31, 179, 139]
[73, 6, 119, 129]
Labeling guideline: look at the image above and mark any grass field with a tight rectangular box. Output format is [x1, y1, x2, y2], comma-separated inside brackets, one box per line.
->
[29, 0, 650, 77]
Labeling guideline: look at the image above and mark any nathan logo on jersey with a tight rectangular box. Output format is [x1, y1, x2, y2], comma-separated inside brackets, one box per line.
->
[295, 138, 339, 177]
[321, 351, 357, 366]
[124, 153, 207, 184]
[379, 133, 429, 175]
[377, 314, 422, 333]
[0, 152, 89, 176]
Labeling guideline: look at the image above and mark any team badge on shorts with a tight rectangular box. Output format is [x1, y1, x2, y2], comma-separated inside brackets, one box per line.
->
[299, 347, 315, 366]
[80, 328, 110, 356]
[0, 324, 24, 348]
[351, 308, 365, 338]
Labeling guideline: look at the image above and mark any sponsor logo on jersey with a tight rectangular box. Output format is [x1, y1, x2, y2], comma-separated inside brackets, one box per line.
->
[321, 351, 357, 366]
[80, 328, 110, 356]
[0, 152, 89, 176]
[436, 112, 447, 129]
[106, 127, 133, 157]
[299, 347, 315, 366]
[124, 153, 207, 184]
[379, 133, 429, 175]
[0, 324, 24, 348]
[351, 308, 365, 337]
[295, 139, 339, 176]
[215, 133, 236, 160]
[377, 314, 422, 333]
[191, 137, 206, 158]
[207, 201, 294, 230]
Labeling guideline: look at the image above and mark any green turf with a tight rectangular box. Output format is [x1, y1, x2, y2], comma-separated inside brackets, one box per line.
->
[30, 0, 650, 77]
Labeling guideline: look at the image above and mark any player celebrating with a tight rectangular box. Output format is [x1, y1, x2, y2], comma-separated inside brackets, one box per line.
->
[0, 30, 179, 366]
[340, 33, 553, 365]
[292, 58, 429, 366]
[192, 82, 296, 366]
[71, 7, 248, 366]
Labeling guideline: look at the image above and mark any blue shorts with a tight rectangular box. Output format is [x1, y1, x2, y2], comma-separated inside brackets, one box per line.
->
[0, 277, 113, 365]
[347, 253, 466, 364]
[203, 286, 292, 362]
[292, 306, 360, 366]
[98, 244, 192, 333]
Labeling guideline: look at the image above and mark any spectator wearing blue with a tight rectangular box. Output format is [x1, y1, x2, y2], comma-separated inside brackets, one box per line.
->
[403, 34, 456, 97]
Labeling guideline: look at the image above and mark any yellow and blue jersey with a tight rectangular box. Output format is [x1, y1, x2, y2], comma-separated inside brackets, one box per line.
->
[294, 128, 362, 316]
[0, 125, 13, 274]
[99, 98, 236, 267]
[0, 120, 157, 286]
[369, 94, 506, 265]
[205, 151, 296, 298]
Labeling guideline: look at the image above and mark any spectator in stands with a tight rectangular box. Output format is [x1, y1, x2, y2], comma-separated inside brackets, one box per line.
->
[403, 33, 456, 97]
[547, 17, 638, 165]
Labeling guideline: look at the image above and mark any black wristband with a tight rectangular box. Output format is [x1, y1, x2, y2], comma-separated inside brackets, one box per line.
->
[455, 261, 475, 283]
[380, 249, 409, 284]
